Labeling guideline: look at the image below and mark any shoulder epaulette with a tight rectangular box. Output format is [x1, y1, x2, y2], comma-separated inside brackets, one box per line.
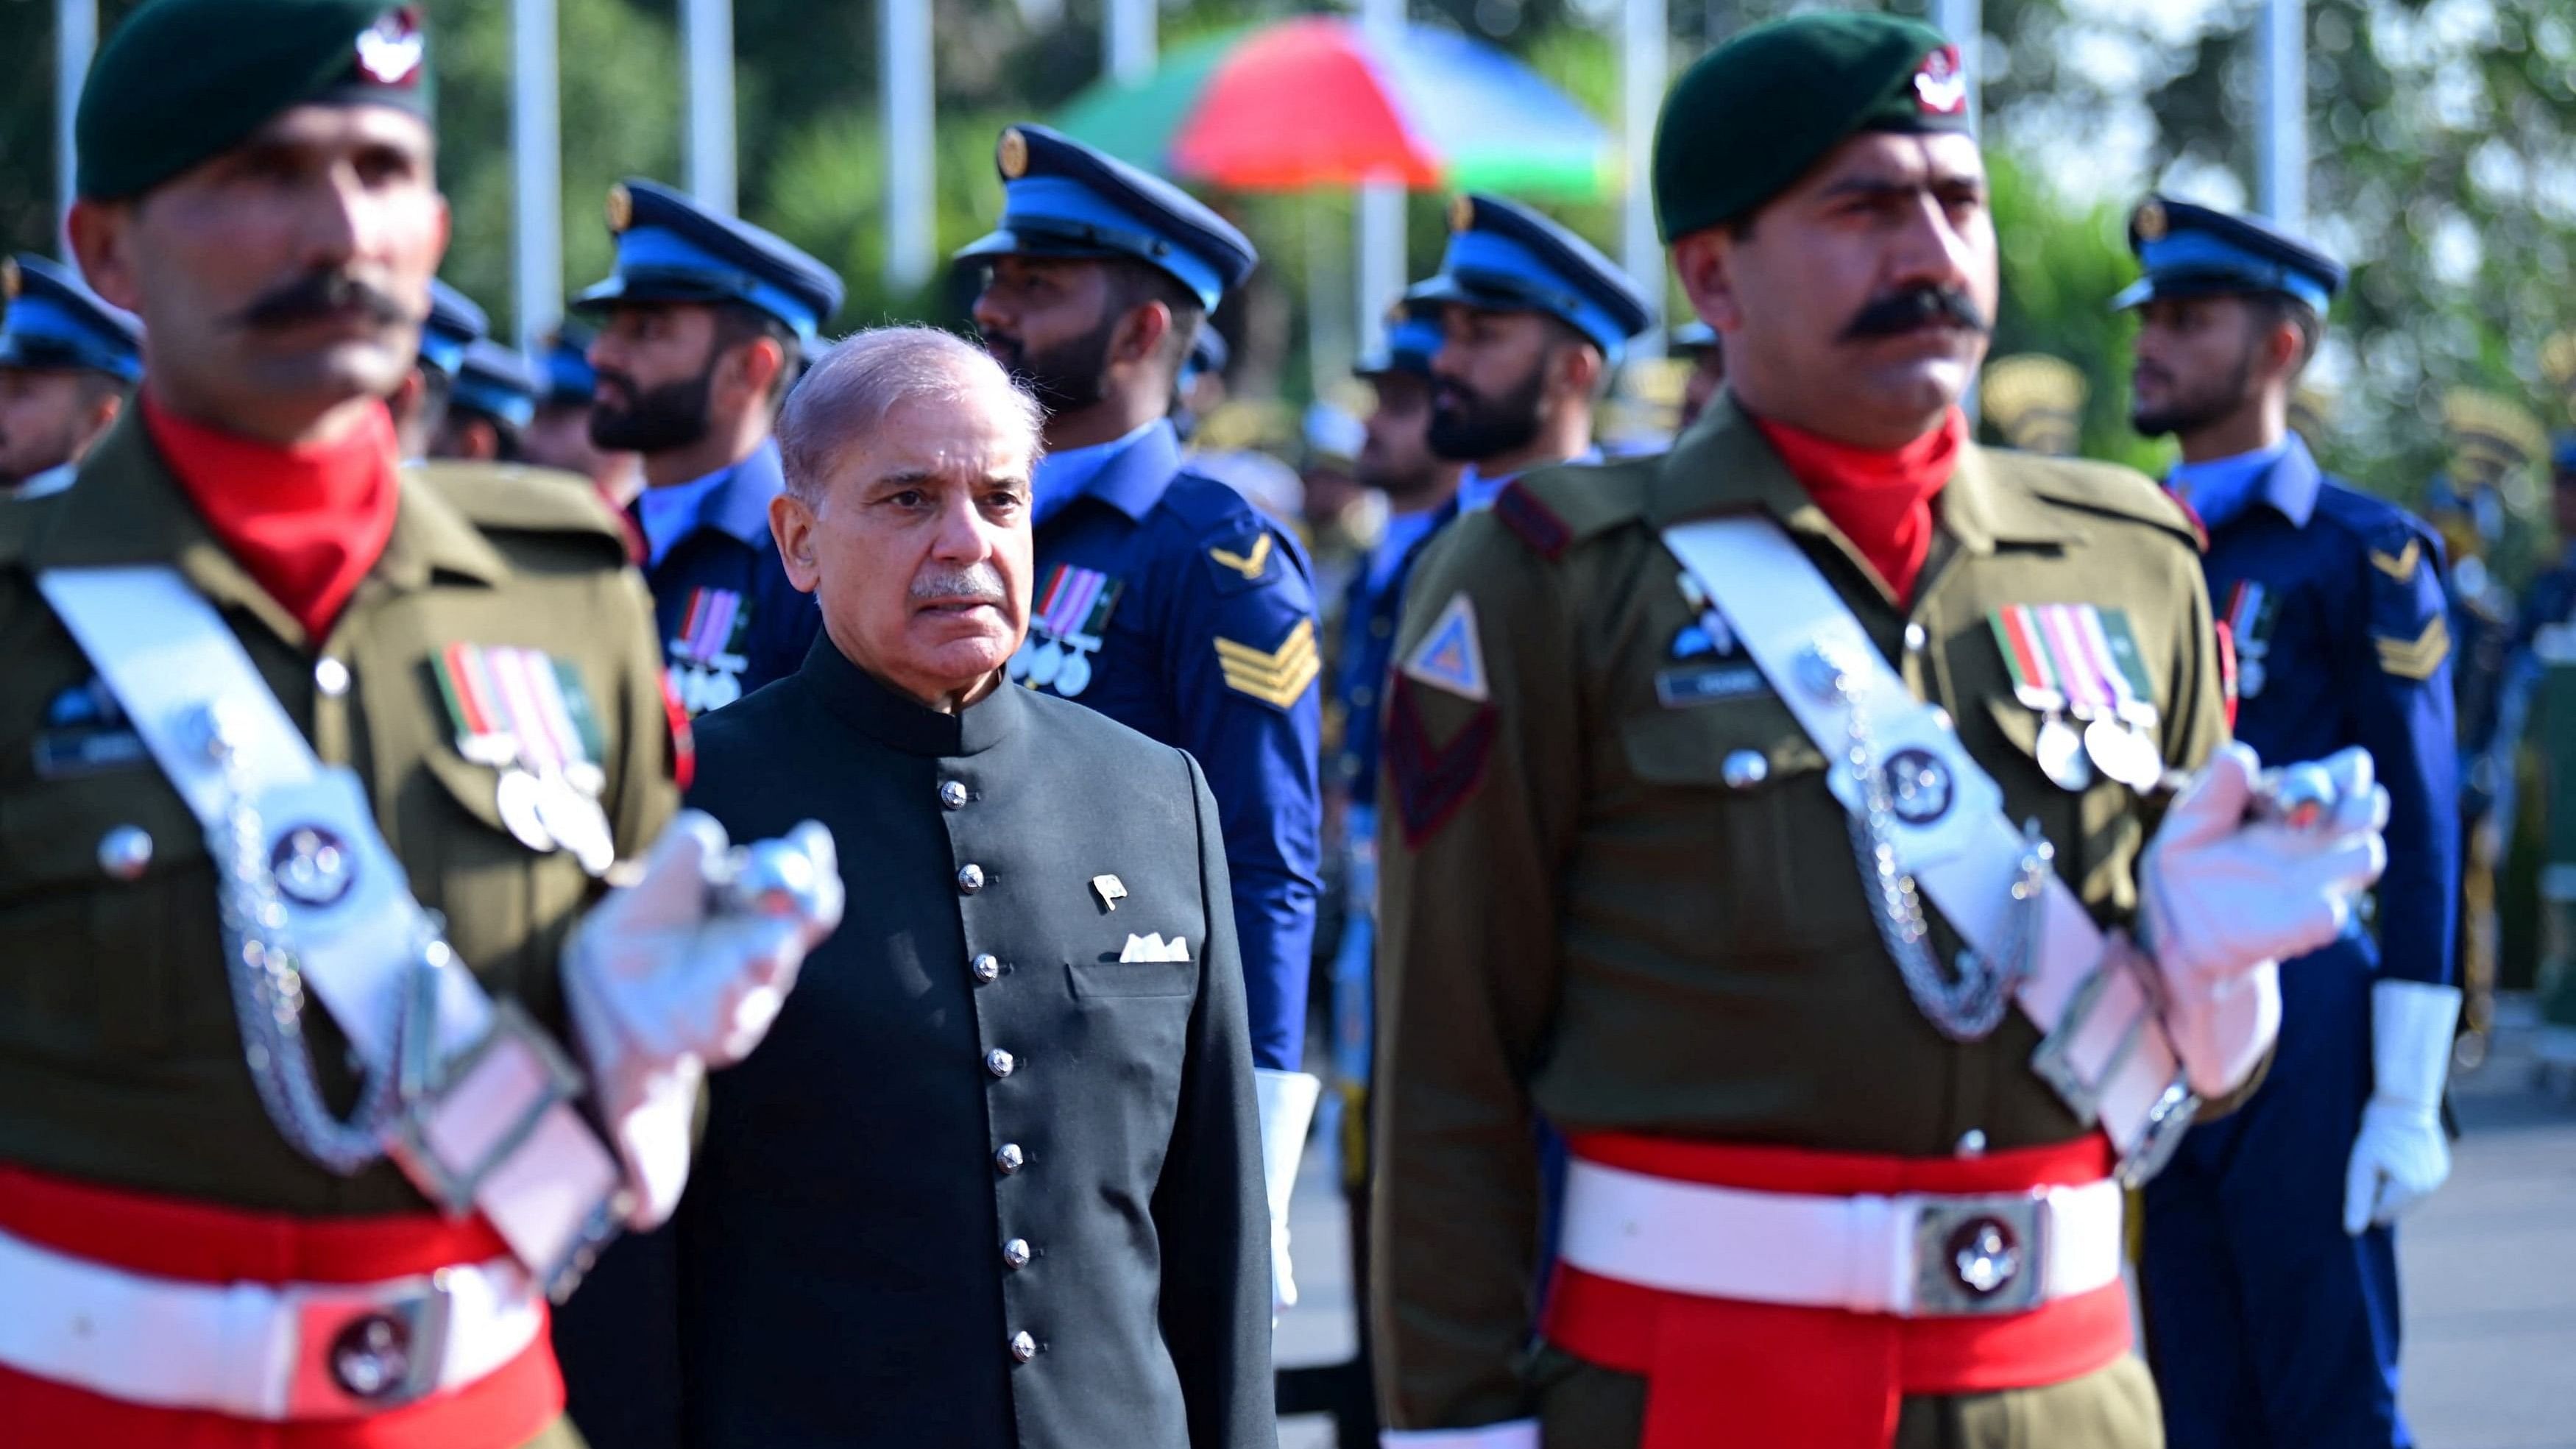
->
[1494, 458, 1652, 561]
[2003, 453, 2204, 551]
[411, 461, 629, 544]
[2311, 478, 2439, 555]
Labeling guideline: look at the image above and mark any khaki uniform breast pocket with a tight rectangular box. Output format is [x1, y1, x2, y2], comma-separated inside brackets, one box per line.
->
[0, 771, 215, 1061]
[1611, 700, 1875, 959]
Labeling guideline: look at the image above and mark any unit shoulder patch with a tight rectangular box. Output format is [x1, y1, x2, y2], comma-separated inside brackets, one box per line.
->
[1398, 592, 1488, 703]
[1214, 617, 1321, 709]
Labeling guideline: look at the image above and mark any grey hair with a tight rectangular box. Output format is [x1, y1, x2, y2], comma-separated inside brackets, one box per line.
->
[775, 325, 1047, 501]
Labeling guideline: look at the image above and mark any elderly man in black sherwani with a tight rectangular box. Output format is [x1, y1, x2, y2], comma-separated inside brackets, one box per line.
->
[674, 325, 1273, 1448]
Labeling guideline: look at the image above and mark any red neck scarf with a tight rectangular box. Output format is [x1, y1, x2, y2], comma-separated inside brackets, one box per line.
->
[1752, 408, 1966, 603]
[145, 393, 403, 642]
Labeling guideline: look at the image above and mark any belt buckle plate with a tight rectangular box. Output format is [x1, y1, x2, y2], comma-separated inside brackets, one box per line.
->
[386, 996, 587, 1217]
[283, 1271, 454, 1416]
[1907, 1192, 2048, 1316]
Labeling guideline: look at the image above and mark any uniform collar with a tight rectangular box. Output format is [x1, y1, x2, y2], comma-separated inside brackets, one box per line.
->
[798, 628, 1024, 757]
[1035, 417, 1179, 527]
[6, 461, 79, 501]
[638, 438, 787, 564]
[2170, 434, 2318, 531]
[26, 409, 510, 648]
[1647, 394, 2076, 571]
[1457, 446, 1600, 514]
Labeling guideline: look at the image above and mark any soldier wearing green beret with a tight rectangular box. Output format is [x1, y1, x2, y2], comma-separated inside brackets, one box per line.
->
[0, 4, 841, 1446]
[1370, 13, 2393, 1448]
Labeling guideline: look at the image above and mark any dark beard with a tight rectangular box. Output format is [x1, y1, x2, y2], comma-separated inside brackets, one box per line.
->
[982, 314, 1117, 415]
[1427, 362, 1547, 463]
[2131, 349, 2256, 439]
[590, 366, 715, 453]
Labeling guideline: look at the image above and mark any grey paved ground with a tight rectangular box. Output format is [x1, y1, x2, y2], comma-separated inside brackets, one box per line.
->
[1277, 999, 2576, 1448]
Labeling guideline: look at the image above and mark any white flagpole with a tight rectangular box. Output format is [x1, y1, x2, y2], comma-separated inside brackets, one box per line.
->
[1355, 0, 1406, 354]
[882, 0, 936, 291]
[1621, 0, 1667, 353]
[1106, 0, 1155, 85]
[2255, 0, 2307, 231]
[512, 0, 563, 351]
[683, 0, 737, 214]
[57, 0, 98, 258]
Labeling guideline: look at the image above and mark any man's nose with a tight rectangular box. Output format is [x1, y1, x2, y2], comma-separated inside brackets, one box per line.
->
[930, 493, 998, 559]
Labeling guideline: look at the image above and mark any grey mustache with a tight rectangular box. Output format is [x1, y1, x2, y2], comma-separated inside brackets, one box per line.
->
[911, 564, 1008, 603]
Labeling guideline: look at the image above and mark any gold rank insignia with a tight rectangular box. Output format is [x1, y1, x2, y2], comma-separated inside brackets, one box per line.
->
[1208, 533, 1273, 582]
[604, 183, 634, 234]
[2133, 197, 2168, 241]
[1214, 619, 1321, 709]
[2375, 616, 2451, 681]
[2368, 538, 2422, 582]
[1450, 195, 1476, 233]
[999, 127, 1030, 180]
[0, 255, 17, 302]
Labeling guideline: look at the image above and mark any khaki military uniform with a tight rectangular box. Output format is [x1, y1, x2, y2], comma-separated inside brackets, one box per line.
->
[0, 411, 677, 1447]
[1370, 397, 2230, 1447]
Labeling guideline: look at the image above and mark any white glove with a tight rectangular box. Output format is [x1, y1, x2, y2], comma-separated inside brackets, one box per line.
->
[2142, 744, 2387, 1098]
[562, 811, 843, 1227]
[1253, 1067, 1322, 1314]
[2344, 979, 2462, 1234]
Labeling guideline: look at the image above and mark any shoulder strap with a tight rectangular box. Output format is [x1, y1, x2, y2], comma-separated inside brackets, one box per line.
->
[36, 565, 623, 1289]
[1659, 520, 2195, 1180]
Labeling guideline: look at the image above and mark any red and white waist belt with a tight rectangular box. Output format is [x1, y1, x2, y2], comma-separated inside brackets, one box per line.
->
[1540, 1134, 2132, 1449]
[0, 1166, 563, 1449]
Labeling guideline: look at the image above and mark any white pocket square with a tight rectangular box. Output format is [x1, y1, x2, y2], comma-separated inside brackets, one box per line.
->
[1119, 932, 1191, 963]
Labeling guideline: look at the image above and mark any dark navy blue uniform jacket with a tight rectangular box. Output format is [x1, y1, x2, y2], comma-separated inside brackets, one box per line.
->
[634, 439, 820, 717]
[1013, 420, 1321, 1071]
[2198, 438, 2459, 988]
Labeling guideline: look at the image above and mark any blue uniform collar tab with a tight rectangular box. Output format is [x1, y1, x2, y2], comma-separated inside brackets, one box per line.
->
[1036, 418, 1179, 526]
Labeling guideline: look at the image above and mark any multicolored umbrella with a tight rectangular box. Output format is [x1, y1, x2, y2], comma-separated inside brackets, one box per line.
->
[1055, 18, 1619, 200]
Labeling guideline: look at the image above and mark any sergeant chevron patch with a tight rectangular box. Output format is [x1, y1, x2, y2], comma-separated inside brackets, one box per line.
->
[2374, 615, 2450, 680]
[1387, 674, 1498, 846]
[1214, 619, 1320, 708]
[2368, 539, 2423, 582]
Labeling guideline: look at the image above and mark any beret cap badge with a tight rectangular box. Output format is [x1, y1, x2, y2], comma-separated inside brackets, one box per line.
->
[999, 128, 1030, 180]
[1913, 46, 1967, 116]
[354, 7, 426, 88]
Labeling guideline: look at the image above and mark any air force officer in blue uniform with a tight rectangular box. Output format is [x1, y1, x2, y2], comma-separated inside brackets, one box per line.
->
[577, 178, 843, 715]
[959, 124, 1325, 1307]
[2122, 197, 2461, 1449]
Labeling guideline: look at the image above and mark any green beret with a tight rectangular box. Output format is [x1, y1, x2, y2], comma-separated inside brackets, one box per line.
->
[1653, 11, 1971, 243]
[77, 0, 434, 202]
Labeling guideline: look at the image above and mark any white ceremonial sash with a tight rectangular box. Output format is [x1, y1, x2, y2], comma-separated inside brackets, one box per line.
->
[1661, 519, 2194, 1178]
[38, 566, 625, 1291]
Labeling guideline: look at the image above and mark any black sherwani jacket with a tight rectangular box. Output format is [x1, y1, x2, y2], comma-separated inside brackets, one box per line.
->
[671, 635, 1271, 1448]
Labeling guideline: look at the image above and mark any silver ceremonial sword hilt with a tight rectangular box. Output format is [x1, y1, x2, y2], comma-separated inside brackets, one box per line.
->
[2148, 761, 2335, 829]
[712, 837, 825, 918]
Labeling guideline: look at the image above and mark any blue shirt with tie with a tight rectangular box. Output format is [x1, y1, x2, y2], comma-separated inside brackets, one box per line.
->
[1013, 418, 1322, 1071]
[636, 438, 821, 717]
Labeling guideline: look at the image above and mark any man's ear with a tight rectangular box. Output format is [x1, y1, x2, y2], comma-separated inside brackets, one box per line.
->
[769, 490, 822, 595]
[1111, 300, 1172, 370]
[1554, 339, 1604, 403]
[67, 200, 141, 314]
[1671, 227, 1744, 336]
[725, 334, 787, 411]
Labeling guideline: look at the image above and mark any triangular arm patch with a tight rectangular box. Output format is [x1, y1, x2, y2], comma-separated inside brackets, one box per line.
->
[1399, 592, 1488, 703]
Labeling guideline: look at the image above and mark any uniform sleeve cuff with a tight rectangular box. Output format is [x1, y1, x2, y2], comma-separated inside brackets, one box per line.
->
[1381, 1421, 1540, 1449]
